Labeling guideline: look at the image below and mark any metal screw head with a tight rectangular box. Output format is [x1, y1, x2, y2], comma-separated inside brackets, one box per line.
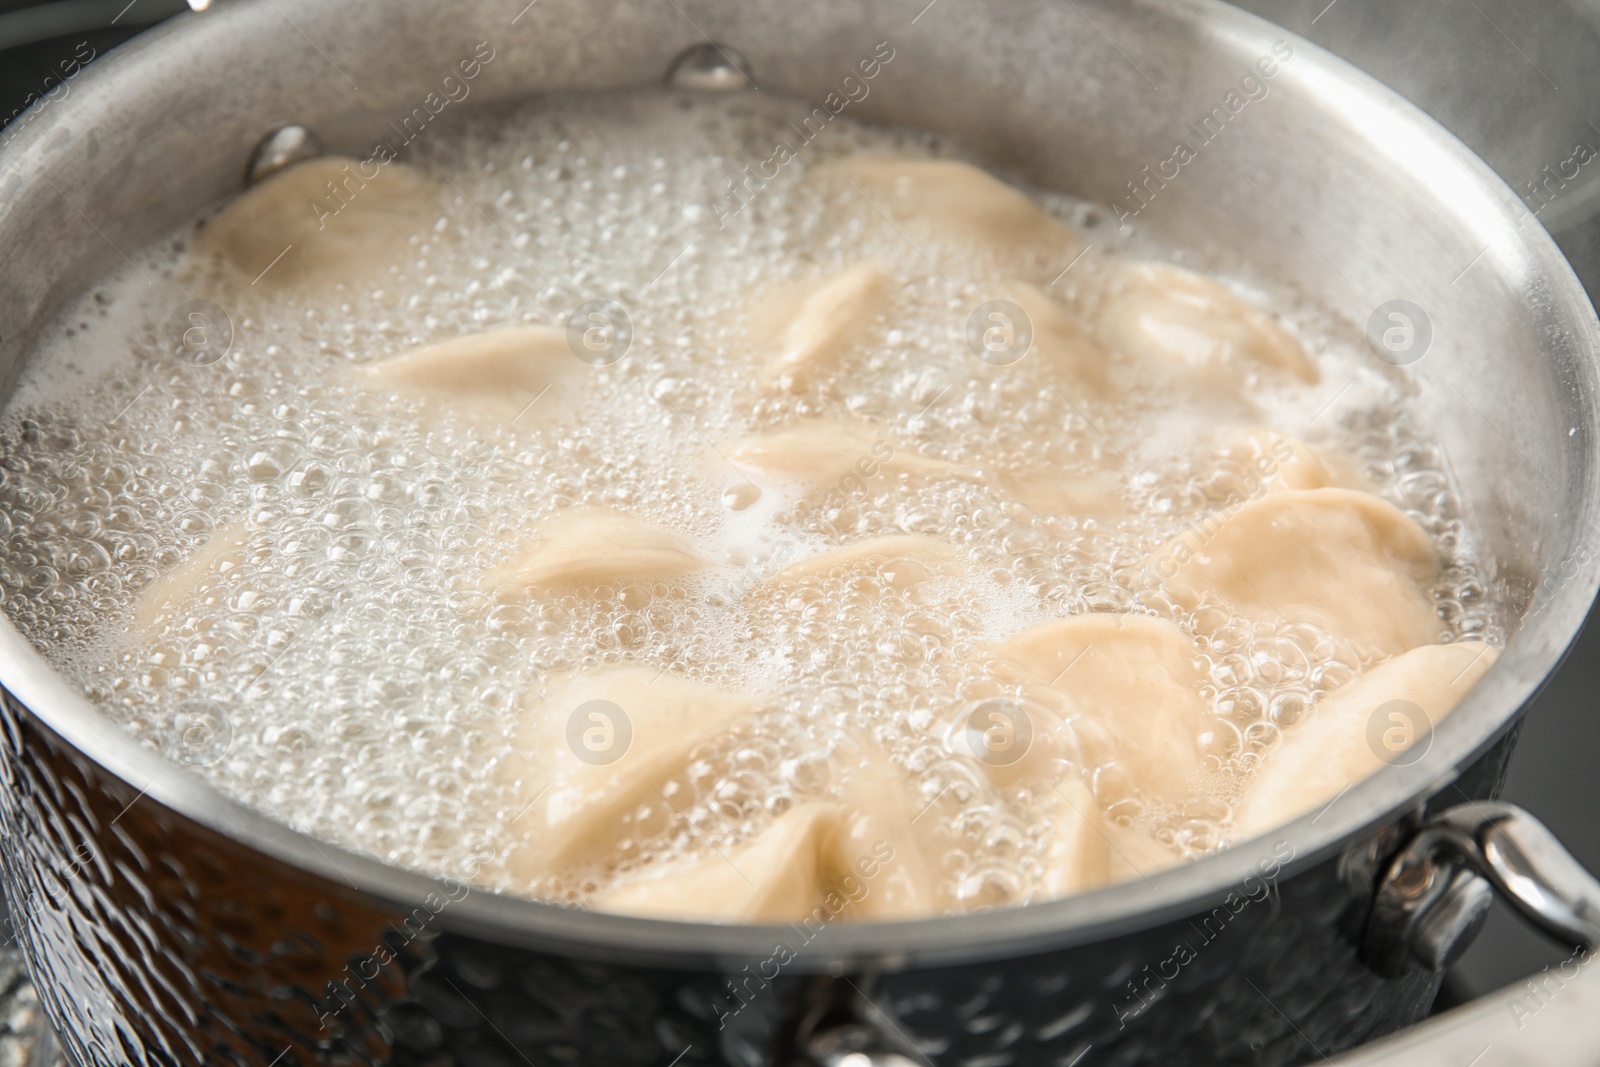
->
[246, 124, 324, 186]
[665, 42, 755, 90]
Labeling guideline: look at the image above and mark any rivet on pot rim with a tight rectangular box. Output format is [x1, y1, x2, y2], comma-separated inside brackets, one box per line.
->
[246, 125, 324, 186]
[665, 42, 755, 91]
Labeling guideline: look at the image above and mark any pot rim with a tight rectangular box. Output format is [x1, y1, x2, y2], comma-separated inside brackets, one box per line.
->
[1, 0, 1597, 972]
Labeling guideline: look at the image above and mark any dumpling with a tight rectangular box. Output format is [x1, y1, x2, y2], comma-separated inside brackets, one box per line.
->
[946, 693, 1071, 790]
[591, 804, 839, 922]
[481, 508, 706, 594]
[809, 158, 1079, 270]
[193, 156, 437, 295]
[1095, 262, 1317, 389]
[586, 742, 940, 922]
[1038, 779, 1112, 898]
[506, 667, 759, 881]
[753, 262, 887, 390]
[827, 749, 942, 920]
[1154, 488, 1439, 656]
[1209, 426, 1358, 495]
[133, 521, 259, 631]
[1038, 780, 1184, 899]
[1104, 819, 1185, 885]
[994, 280, 1111, 396]
[360, 327, 583, 424]
[725, 420, 1123, 521]
[1233, 642, 1498, 837]
[998, 466, 1127, 521]
[982, 614, 1210, 804]
[764, 535, 960, 590]
[724, 419, 972, 493]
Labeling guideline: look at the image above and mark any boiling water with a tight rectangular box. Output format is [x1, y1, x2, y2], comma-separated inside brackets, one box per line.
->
[0, 90, 1498, 911]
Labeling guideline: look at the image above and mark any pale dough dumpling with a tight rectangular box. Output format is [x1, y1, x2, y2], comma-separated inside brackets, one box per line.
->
[1036, 777, 1190, 902]
[361, 327, 584, 424]
[1039, 780, 1183, 899]
[983, 614, 1210, 804]
[1096, 262, 1317, 390]
[828, 749, 942, 919]
[725, 419, 971, 489]
[507, 667, 758, 881]
[133, 521, 259, 632]
[481, 508, 706, 594]
[998, 280, 1111, 397]
[764, 534, 960, 589]
[1155, 488, 1439, 657]
[999, 467, 1127, 522]
[592, 804, 838, 922]
[1039, 779, 1112, 898]
[753, 262, 887, 389]
[947, 694, 1072, 790]
[726, 420, 1124, 521]
[194, 156, 437, 295]
[1210, 426, 1358, 494]
[809, 158, 1079, 269]
[1105, 819, 1186, 885]
[1233, 642, 1498, 837]
[970, 284, 1124, 517]
[587, 744, 939, 922]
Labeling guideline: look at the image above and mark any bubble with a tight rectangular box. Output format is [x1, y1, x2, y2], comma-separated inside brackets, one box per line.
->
[665, 42, 756, 92]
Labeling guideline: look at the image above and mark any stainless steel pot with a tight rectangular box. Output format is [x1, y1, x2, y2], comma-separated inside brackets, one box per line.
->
[1, 1, 1599, 1065]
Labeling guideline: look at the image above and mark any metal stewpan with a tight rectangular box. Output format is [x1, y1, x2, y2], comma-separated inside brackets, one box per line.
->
[1, 0, 1599, 1064]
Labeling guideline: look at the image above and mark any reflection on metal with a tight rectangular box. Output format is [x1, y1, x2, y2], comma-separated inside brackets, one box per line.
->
[245, 124, 323, 186]
[665, 42, 755, 90]
[1350, 802, 1600, 1062]
[1366, 801, 1600, 978]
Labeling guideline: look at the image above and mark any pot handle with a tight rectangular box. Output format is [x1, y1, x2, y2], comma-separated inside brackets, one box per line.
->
[1363, 801, 1600, 977]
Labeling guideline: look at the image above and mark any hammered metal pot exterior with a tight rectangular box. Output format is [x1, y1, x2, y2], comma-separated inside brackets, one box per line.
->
[0, 689, 1521, 1067]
